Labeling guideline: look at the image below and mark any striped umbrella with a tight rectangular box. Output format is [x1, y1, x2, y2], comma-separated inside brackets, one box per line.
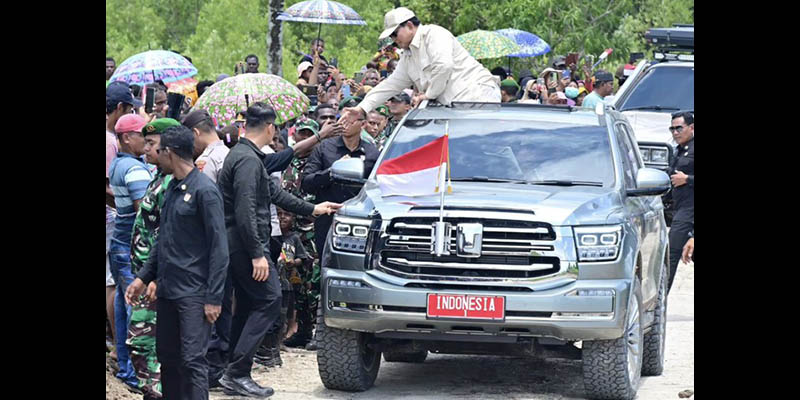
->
[109, 50, 197, 86]
[193, 73, 310, 127]
[277, 0, 366, 41]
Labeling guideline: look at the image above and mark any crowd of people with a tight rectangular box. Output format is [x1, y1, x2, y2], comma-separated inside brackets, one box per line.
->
[106, 6, 692, 400]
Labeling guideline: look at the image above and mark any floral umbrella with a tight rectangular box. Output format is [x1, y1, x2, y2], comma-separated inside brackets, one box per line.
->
[277, 0, 366, 42]
[495, 28, 551, 58]
[456, 30, 521, 60]
[109, 50, 198, 86]
[193, 73, 310, 126]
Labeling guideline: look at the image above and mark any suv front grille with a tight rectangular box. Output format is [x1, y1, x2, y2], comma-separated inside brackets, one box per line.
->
[377, 217, 559, 281]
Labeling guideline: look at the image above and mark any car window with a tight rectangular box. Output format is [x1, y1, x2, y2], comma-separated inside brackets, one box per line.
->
[614, 123, 637, 189]
[380, 119, 616, 186]
[618, 65, 694, 112]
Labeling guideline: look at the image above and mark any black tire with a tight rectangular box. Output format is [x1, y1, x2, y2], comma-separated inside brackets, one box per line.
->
[642, 259, 668, 376]
[383, 350, 428, 363]
[582, 277, 643, 400]
[316, 321, 381, 392]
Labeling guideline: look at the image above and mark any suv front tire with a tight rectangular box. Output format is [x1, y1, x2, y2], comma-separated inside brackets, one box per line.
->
[582, 277, 643, 399]
[317, 321, 381, 391]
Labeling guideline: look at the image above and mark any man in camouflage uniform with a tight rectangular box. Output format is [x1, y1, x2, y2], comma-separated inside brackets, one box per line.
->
[281, 119, 323, 349]
[127, 118, 182, 400]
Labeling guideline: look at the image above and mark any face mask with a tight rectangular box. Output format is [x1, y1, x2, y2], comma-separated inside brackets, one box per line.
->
[565, 87, 579, 99]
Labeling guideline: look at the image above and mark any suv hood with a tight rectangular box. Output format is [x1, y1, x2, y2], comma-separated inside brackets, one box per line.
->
[620, 110, 676, 146]
[340, 181, 625, 226]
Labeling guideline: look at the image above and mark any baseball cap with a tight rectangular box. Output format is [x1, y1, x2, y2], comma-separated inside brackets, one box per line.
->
[375, 105, 391, 117]
[297, 61, 314, 78]
[500, 78, 520, 89]
[296, 119, 319, 136]
[379, 7, 416, 40]
[594, 70, 614, 83]
[181, 109, 212, 129]
[551, 56, 566, 69]
[389, 91, 411, 104]
[143, 118, 181, 136]
[340, 96, 363, 110]
[114, 114, 148, 134]
[107, 81, 143, 108]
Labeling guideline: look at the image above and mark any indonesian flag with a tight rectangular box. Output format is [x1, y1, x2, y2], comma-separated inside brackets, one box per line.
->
[376, 135, 451, 197]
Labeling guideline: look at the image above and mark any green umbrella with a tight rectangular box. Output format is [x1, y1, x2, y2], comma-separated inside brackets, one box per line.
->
[193, 73, 310, 126]
[456, 30, 521, 60]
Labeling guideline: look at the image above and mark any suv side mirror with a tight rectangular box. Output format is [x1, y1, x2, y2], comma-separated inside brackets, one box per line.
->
[331, 158, 366, 185]
[627, 168, 671, 197]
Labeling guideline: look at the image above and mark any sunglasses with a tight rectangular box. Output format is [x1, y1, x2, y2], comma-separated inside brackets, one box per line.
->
[668, 125, 686, 133]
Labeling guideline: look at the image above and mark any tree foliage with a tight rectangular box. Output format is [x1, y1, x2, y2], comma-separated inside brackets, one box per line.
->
[107, 0, 693, 83]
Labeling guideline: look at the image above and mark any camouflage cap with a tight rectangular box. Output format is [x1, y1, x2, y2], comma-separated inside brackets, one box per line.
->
[142, 118, 181, 136]
[296, 119, 320, 136]
[500, 78, 520, 89]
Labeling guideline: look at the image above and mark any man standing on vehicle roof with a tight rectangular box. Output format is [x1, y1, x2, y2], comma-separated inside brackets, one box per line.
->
[340, 7, 500, 125]
[666, 111, 694, 293]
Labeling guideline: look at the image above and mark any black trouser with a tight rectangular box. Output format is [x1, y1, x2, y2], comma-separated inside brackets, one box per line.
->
[225, 250, 282, 378]
[314, 214, 333, 263]
[667, 217, 693, 293]
[205, 268, 234, 383]
[156, 296, 212, 400]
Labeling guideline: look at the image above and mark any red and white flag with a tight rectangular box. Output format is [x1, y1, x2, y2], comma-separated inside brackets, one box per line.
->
[376, 135, 451, 197]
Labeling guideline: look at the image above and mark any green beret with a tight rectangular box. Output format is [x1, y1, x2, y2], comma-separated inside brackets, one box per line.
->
[500, 78, 520, 89]
[375, 105, 391, 117]
[339, 96, 363, 111]
[143, 118, 181, 135]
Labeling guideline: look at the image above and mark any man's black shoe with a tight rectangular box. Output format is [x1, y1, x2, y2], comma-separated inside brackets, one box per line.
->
[219, 374, 274, 398]
[254, 353, 276, 368]
[305, 338, 319, 351]
[283, 332, 311, 348]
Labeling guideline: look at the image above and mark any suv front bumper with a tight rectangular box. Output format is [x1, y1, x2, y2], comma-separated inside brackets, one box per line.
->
[322, 268, 633, 341]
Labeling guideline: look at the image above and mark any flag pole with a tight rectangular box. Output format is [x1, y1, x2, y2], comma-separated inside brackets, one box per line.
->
[438, 120, 449, 225]
[432, 121, 450, 257]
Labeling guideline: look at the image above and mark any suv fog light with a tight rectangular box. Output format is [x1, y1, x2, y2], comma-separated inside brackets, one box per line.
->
[328, 279, 368, 288]
[577, 289, 615, 297]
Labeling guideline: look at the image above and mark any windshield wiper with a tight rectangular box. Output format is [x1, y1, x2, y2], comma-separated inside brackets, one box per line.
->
[622, 105, 681, 112]
[451, 177, 603, 187]
[521, 180, 604, 187]
[450, 176, 527, 184]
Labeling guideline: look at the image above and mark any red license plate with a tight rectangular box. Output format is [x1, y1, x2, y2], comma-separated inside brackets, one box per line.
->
[427, 294, 505, 320]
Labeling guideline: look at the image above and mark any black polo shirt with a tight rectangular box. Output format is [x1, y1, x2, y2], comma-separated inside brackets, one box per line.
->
[668, 137, 694, 222]
[138, 168, 229, 305]
[301, 135, 379, 204]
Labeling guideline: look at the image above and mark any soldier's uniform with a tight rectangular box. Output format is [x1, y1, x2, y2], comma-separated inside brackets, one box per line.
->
[281, 154, 320, 342]
[126, 118, 181, 399]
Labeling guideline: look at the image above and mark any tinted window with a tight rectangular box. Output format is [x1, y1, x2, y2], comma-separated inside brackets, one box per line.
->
[380, 119, 616, 186]
[614, 124, 638, 188]
[618, 66, 694, 112]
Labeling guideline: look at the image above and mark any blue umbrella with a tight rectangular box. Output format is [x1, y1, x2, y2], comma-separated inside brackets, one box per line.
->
[495, 28, 551, 58]
[277, 0, 366, 41]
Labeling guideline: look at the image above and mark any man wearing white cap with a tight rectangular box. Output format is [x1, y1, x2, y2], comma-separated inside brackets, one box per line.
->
[296, 60, 319, 88]
[341, 7, 500, 123]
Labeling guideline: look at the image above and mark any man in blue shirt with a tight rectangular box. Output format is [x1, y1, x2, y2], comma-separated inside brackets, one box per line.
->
[581, 70, 615, 110]
[108, 113, 152, 389]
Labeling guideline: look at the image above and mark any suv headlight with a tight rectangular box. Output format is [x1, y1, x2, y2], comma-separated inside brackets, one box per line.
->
[573, 225, 623, 262]
[332, 216, 372, 253]
[649, 148, 668, 163]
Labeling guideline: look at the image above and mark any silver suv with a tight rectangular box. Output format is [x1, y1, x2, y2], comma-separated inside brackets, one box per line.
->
[316, 103, 671, 400]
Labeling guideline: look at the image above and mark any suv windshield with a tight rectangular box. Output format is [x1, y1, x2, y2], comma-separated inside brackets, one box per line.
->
[618, 65, 694, 112]
[379, 118, 615, 186]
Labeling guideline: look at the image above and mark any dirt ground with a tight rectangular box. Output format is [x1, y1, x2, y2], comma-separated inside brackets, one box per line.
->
[107, 260, 694, 399]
